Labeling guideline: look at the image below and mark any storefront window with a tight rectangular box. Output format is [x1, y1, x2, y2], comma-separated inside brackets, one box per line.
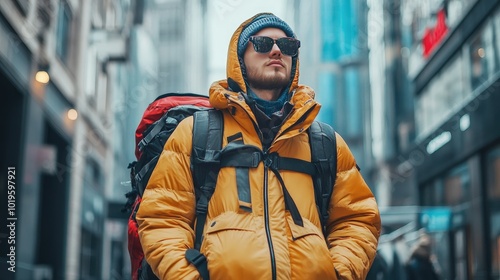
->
[421, 162, 471, 207]
[422, 182, 432, 206]
[487, 145, 500, 278]
[422, 179, 444, 206]
[443, 163, 470, 206]
[416, 54, 465, 137]
[469, 22, 496, 90]
[453, 227, 470, 279]
[432, 231, 452, 279]
[420, 162, 472, 279]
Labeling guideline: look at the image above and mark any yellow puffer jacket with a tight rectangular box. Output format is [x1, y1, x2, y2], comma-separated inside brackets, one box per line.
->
[137, 13, 380, 280]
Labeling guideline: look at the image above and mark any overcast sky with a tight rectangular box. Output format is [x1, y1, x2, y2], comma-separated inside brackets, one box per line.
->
[206, 0, 290, 87]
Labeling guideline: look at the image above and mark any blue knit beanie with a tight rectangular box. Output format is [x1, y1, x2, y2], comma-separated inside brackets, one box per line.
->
[237, 13, 295, 58]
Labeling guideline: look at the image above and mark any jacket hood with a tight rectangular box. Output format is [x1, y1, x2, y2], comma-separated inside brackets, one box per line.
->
[226, 13, 300, 94]
[209, 80, 316, 111]
[209, 79, 320, 142]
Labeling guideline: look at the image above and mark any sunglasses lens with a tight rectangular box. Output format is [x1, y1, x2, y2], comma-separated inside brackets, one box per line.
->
[276, 38, 299, 56]
[250, 36, 300, 56]
[251, 37, 274, 53]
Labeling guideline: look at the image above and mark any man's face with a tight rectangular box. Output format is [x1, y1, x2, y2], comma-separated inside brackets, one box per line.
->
[243, 28, 293, 91]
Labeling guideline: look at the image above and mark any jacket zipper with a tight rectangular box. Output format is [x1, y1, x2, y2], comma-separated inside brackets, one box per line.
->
[230, 96, 315, 280]
[260, 104, 317, 280]
[263, 165, 277, 280]
[275, 104, 317, 144]
[232, 97, 275, 278]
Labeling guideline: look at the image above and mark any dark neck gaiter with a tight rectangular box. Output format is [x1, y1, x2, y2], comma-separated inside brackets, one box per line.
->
[247, 88, 289, 117]
[245, 88, 293, 150]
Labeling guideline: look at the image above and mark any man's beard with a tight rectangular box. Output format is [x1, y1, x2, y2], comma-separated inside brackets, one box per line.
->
[246, 66, 290, 91]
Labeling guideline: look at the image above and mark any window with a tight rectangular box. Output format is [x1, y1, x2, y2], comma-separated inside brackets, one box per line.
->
[416, 54, 465, 137]
[493, 8, 500, 72]
[487, 145, 500, 278]
[317, 72, 337, 126]
[469, 22, 496, 90]
[320, 0, 359, 61]
[80, 228, 102, 280]
[431, 231, 452, 280]
[56, 1, 72, 63]
[85, 48, 98, 107]
[96, 67, 109, 114]
[84, 158, 104, 191]
[421, 162, 471, 207]
[110, 240, 124, 279]
[453, 228, 470, 279]
[317, 69, 363, 135]
[421, 179, 444, 206]
[159, 62, 182, 93]
[345, 69, 362, 137]
[443, 163, 470, 206]
[159, 4, 183, 39]
[80, 158, 104, 279]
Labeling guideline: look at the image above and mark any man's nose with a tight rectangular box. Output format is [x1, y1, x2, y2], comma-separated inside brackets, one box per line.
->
[269, 43, 282, 57]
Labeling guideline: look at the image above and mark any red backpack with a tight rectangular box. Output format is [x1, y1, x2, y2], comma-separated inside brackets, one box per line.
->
[124, 92, 338, 280]
[125, 93, 212, 280]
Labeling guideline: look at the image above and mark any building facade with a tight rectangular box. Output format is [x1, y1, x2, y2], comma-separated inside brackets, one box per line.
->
[369, 0, 500, 279]
[1, 0, 210, 279]
[108, 1, 209, 279]
[289, 0, 500, 278]
[0, 0, 142, 279]
[411, 1, 500, 278]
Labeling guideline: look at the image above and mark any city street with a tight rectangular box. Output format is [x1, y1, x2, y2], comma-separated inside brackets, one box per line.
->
[1, 0, 499, 279]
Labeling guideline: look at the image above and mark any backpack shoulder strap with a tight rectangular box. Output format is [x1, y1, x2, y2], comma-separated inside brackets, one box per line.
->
[191, 109, 223, 249]
[186, 109, 223, 280]
[308, 121, 337, 235]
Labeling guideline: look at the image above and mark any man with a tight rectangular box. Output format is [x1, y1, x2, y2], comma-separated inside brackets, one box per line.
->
[137, 13, 380, 279]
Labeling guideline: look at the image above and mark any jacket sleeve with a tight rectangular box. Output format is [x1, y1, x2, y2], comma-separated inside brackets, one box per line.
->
[326, 133, 381, 280]
[136, 117, 200, 280]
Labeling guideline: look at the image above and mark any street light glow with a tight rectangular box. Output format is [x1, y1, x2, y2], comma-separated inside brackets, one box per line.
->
[477, 48, 485, 58]
[67, 109, 78, 120]
[35, 70, 50, 84]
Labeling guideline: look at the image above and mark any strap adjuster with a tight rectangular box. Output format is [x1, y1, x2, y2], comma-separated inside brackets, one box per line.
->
[185, 249, 210, 279]
[185, 249, 207, 267]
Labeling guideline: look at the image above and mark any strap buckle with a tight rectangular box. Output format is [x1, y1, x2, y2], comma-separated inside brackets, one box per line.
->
[264, 152, 280, 170]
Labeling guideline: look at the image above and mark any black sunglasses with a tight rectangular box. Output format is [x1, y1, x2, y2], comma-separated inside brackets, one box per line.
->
[248, 36, 301, 57]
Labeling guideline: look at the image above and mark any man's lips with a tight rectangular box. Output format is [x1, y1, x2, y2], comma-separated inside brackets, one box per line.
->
[267, 60, 284, 67]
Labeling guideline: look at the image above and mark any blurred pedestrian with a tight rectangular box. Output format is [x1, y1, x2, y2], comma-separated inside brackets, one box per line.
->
[366, 252, 389, 280]
[405, 235, 440, 280]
